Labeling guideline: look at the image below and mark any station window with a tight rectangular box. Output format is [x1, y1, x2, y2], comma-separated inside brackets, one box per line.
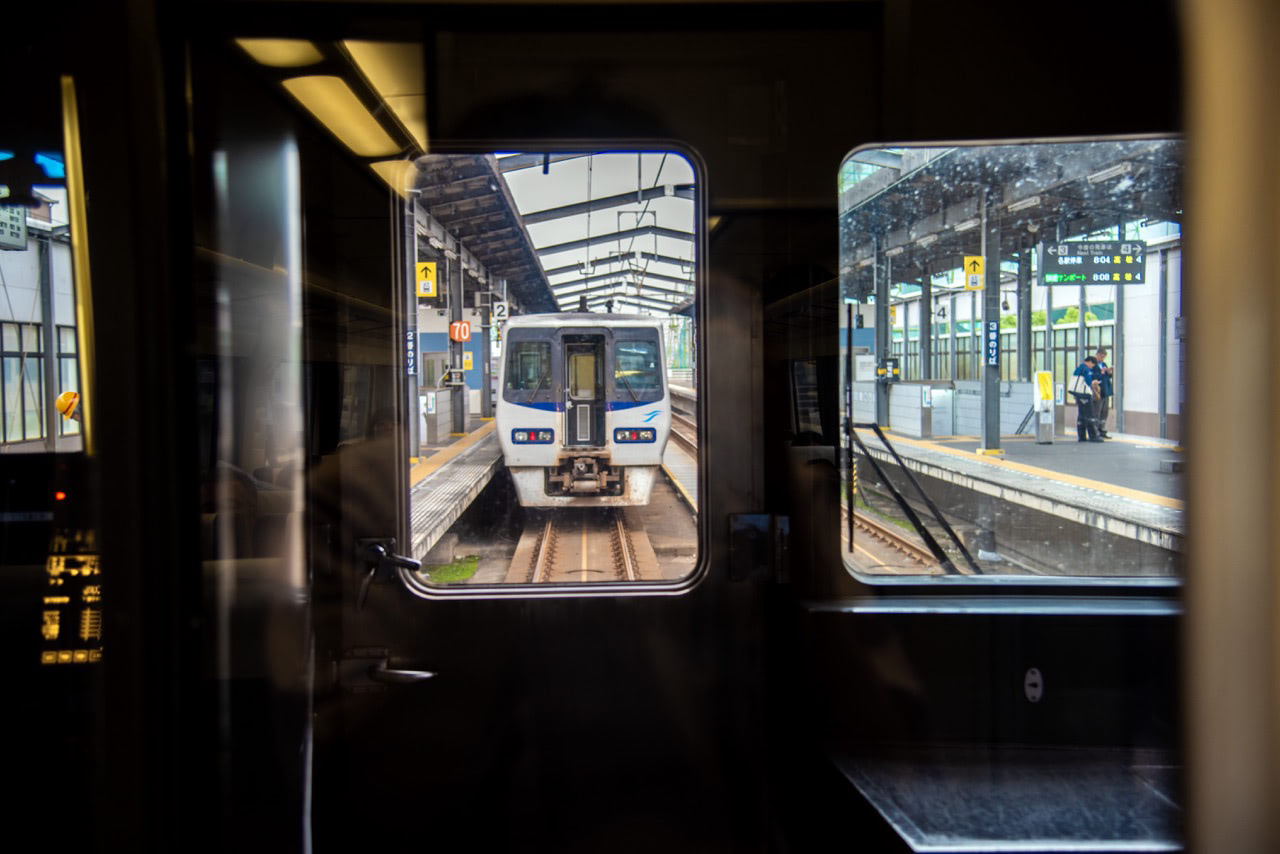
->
[837, 138, 1183, 581]
[403, 150, 701, 590]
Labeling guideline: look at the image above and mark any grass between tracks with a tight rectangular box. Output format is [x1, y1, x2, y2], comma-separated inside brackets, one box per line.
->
[422, 555, 480, 583]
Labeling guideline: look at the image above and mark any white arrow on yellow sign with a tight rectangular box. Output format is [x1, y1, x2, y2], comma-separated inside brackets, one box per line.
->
[963, 255, 984, 291]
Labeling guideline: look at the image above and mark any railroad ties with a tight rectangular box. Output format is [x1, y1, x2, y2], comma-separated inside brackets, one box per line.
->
[507, 508, 658, 583]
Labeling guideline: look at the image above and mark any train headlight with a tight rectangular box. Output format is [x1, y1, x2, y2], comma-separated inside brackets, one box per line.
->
[614, 428, 656, 443]
[512, 429, 554, 444]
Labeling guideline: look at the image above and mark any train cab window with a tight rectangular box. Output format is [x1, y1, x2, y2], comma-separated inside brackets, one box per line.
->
[615, 338, 662, 400]
[402, 150, 701, 590]
[836, 137, 1183, 582]
[505, 340, 552, 396]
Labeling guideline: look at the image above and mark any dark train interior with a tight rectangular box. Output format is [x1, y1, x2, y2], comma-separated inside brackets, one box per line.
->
[3, 0, 1277, 851]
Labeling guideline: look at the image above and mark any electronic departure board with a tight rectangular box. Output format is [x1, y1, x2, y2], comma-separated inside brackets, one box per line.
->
[40, 527, 103, 666]
[1041, 240, 1147, 285]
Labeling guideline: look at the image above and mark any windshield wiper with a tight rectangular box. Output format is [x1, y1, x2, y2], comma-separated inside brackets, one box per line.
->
[529, 371, 547, 398]
[619, 372, 641, 402]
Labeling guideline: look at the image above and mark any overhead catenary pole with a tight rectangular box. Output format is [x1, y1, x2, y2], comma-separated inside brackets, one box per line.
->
[1017, 235, 1032, 381]
[450, 251, 466, 435]
[980, 192, 1001, 452]
[1114, 218, 1126, 433]
[480, 272, 493, 419]
[874, 235, 889, 426]
[406, 200, 420, 455]
[921, 265, 932, 380]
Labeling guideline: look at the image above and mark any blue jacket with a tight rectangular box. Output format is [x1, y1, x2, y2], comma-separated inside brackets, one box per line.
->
[1092, 361, 1114, 397]
[1072, 362, 1097, 399]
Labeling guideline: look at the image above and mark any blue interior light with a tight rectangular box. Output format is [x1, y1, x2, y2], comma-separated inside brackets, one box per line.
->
[0, 151, 14, 162]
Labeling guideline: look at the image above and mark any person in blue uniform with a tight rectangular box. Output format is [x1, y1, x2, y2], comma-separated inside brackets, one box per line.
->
[1092, 348, 1114, 438]
[1072, 356, 1103, 442]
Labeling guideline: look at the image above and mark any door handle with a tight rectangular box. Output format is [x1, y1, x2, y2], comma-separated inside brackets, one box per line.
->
[368, 660, 436, 684]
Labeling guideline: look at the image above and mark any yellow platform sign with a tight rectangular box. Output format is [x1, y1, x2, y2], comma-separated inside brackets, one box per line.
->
[463, 351, 473, 371]
[416, 261, 438, 298]
[963, 255, 984, 290]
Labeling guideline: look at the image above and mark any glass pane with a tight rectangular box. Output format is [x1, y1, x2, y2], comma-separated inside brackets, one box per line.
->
[505, 341, 551, 391]
[408, 150, 700, 588]
[59, 326, 77, 354]
[23, 324, 40, 353]
[23, 360, 44, 439]
[839, 138, 1183, 580]
[2, 323, 16, 352]
[4, 357, 21, 441]
[615, 339, 661, 396]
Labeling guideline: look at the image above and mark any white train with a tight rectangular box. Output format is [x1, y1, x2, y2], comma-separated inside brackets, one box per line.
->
[496, 313, 672, 507]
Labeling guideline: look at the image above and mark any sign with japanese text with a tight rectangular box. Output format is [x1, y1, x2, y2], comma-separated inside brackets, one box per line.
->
[1041, 241, 1146, 285]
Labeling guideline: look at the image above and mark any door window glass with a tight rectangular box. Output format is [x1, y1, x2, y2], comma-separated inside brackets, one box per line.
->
[837, 138, 1184, 580]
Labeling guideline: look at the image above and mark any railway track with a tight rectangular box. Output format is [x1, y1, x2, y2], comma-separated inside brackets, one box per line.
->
[517, 509, 648, 583]
[844, 505, 942, 572]
[670, 411, 697, 453]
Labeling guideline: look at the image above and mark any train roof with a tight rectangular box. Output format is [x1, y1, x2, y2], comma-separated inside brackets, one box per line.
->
[503, 312, 664, 329]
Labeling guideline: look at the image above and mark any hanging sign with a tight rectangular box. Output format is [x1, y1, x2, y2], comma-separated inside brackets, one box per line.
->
[964, 256, 984, 291]
[416, 261, 438, 298]
[1042, 241, 1146, 284]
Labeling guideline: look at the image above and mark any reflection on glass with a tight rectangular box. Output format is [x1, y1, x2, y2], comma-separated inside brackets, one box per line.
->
[404, 151, 699, 587]
[836, 138, 1183, 579]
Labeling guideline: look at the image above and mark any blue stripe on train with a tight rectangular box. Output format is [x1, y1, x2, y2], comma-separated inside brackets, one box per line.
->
[510, 400, 663, 413]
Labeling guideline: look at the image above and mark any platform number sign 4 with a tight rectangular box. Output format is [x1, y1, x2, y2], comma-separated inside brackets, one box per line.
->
[492, 300, 509, 323]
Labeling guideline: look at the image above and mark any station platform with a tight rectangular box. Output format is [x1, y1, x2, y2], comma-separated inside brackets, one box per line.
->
[662, 442, 698, 514]
[409, 420, 502, 561]
[858, 428, 1184, 554]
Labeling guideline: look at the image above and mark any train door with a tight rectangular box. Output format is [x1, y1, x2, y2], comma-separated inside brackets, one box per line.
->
[564, 335, 605, 446]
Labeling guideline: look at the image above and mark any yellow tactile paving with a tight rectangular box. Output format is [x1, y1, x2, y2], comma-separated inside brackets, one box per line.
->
[410, 421, 496, 488]
[863, 429, 1185, 511]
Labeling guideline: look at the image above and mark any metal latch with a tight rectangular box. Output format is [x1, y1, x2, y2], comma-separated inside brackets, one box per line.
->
[356, 538, 421, 610]
[727, 514, 790, 583]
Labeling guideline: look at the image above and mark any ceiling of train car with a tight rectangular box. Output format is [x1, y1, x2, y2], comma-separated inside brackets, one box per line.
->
[496, 151, 697, 316]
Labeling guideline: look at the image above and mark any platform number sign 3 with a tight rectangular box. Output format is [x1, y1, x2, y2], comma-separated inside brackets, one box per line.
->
[492, 300, 509, 323]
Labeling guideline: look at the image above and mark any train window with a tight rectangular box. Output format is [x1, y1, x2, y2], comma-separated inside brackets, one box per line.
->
[615, 338, 662, 399]
[505, 341, 552, 396]
[837, 137, 1183, 581]
[405, 150, 701, 590]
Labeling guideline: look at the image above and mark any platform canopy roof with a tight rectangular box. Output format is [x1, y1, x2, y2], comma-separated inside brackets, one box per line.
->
[838, 138, 1184, 295]
[496, 151, 697, 316]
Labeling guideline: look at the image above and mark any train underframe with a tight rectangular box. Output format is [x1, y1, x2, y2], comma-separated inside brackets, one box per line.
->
[510, 456, 659, 507]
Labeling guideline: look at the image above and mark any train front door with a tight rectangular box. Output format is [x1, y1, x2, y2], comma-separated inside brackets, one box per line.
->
[564, 336, 605, 446]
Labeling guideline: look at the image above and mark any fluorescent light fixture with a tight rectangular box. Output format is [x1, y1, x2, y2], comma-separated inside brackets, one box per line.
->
[281, 76, 400, 157]
[857, 258, 873, 269]
[368, 160, 414, 198]
[343, 41, 428, 151]
[883, 246, 905, 257]
[1008, 195, 1040, 212]
[1087, 161, 1133, 183]
[953, 218, 979, 232]
[916, 234, 938, 248]
[236, 39, 324, 68]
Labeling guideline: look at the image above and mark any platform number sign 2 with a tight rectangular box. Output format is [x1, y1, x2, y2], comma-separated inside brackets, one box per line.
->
[492, 300, 509, 323]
